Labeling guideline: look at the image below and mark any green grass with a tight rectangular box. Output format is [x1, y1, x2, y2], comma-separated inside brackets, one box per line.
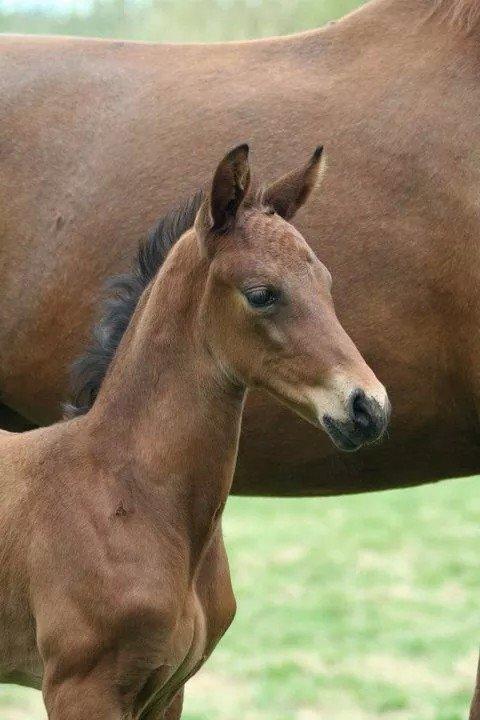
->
[1, 476, 478, 719]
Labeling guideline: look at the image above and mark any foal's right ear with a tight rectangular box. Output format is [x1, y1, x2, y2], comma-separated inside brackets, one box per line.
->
[261, 146, 326, 220]
[196, 144, 251, 256]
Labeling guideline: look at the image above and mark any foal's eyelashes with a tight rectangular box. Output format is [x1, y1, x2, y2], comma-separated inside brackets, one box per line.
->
[242, 286, 280, 310]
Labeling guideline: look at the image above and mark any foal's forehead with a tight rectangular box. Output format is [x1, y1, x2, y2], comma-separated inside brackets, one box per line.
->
[243, 209, 314, 261]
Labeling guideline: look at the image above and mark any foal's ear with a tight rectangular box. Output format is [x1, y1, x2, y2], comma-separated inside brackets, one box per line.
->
[210, 143, 251, 231]
[261, 146, 326, 220]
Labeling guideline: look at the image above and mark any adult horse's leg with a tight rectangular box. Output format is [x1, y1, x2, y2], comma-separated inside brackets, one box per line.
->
[469, 652, 480, 720]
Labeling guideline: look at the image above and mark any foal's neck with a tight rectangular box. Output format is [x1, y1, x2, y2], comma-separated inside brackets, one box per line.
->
[85, 233, 245, 552]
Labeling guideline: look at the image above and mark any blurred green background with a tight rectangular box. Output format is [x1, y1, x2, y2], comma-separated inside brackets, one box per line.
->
[0, 2, 478, 719]
[0, 0, 364, 40]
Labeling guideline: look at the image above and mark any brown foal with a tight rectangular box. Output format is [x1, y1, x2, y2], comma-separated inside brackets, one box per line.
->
[0, 145, 389, 719]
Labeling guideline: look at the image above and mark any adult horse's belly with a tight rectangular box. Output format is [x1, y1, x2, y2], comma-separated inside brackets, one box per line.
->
[0, 34, 480, 494]
[0, 660, 43, 692]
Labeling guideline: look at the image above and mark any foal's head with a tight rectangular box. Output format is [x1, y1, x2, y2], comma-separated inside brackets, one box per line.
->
[190, 145, 389, 451]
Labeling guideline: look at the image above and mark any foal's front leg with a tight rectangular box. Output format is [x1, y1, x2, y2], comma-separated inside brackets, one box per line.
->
[139, 688, 184, 720]
[43, 672, 124, 720]
[163, 689, 184, 720]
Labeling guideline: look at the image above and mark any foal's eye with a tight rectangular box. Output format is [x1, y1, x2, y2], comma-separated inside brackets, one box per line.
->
[243, 287, 279, 310]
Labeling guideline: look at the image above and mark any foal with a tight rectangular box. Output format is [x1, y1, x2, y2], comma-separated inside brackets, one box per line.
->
[0, 145, 389, 719]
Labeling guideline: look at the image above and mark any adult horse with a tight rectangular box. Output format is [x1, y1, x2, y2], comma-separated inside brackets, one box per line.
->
[1, 0, 479, 495]
[0, 0, 479, 712]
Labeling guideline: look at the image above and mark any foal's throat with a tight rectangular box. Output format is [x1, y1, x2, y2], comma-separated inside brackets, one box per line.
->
[88, 235, 245, 550]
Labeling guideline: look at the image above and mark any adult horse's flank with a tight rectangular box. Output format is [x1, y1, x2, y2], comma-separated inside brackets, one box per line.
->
[0, 0, 479, 498]
[0, 146, 388, 719]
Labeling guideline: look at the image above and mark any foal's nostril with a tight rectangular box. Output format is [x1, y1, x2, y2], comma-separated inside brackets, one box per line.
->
[349, 388, 383, 439]
[323, 388, 388, 451]
[351, 389, 371, 429]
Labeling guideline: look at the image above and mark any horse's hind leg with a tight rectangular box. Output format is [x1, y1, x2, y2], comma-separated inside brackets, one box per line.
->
[43, 675, 124, 720]
[469, 650, 480, 720]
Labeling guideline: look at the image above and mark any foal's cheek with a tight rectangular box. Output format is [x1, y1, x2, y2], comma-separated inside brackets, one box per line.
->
[264, 321, 286, 348]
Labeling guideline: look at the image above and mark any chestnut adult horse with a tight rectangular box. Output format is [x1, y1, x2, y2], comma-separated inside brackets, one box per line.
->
[1, 0, 480, 494]
[0, 145, 388, 719]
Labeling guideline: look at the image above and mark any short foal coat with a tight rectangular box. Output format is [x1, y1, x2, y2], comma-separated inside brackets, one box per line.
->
[0, 147, 388, 719]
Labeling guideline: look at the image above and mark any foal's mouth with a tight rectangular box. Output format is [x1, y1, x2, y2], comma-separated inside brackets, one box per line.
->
[322, 415, 364, 452]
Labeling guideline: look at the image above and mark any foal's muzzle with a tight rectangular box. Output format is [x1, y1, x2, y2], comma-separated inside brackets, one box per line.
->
[323, 388, 390, 452]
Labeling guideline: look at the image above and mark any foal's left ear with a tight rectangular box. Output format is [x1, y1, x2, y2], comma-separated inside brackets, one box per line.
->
[261, 146, 326, 220]
[210, 143, 251, 231]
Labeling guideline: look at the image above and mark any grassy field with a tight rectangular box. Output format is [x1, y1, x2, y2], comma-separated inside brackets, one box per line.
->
[2, 476, 478, 720]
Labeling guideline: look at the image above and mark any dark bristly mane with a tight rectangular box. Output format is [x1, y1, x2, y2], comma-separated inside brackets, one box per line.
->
[65, 190, 204, 418]
[432, 0, 480, 33]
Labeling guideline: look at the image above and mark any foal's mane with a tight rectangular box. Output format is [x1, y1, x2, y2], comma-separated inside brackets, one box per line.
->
[432, 0, 480, 33]
[65, 190, 204, 417]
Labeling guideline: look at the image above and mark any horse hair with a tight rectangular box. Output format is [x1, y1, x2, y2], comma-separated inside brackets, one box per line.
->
[432, 0, 480, 33]
[65, 190, 204, 417]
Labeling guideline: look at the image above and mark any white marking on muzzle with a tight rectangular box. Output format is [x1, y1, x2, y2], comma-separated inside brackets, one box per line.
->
[305, 373, 388, 428]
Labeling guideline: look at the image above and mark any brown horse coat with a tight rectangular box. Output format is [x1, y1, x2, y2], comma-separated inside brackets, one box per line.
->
[0, 0, 479, 496]
[1, 1, 479, 497]
[0, 0, 479, 715]
[0, 147, 388, 719]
